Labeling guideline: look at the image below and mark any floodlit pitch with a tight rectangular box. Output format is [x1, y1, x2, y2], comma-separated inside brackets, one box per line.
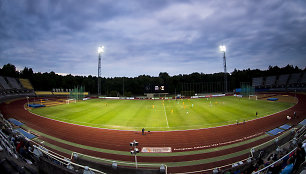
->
[30, 96, 295, 131]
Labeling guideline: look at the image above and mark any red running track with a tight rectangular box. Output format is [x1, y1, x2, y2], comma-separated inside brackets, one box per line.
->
[0, 93, 305, 173]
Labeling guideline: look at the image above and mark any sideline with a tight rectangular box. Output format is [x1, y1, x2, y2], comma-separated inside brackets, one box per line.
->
[163, 103, 170, 128]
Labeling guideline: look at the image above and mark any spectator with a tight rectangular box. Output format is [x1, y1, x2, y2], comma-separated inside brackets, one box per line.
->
[212, 167, 219, 174]
[16, 140, 24, 152]
[19, 145, 27, 158]
[224, 170, 231, 174]
[302, 141, 306, 153]
[293, 142, 306, 172]
[280, 157, 294, 174]
[293, 111, 296, 119]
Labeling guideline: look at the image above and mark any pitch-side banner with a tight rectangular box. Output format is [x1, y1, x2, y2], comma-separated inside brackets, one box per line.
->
[141, 147, 172, 153]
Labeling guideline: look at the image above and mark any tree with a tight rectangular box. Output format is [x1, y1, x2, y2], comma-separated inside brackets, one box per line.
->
[1, 63, 303, 95]
[21, 67, 34, 79]
[1, 64, 18, 77]
[159, 72, 170, 84]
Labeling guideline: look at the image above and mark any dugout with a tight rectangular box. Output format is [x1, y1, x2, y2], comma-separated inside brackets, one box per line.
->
[144, 84, 169, 99]
[145, 93, 169, 99]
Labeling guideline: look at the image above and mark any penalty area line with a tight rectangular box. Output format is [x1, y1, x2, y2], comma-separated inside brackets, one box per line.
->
[163, 104, 169, 128]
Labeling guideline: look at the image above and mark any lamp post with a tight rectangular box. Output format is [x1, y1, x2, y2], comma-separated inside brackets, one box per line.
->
[122, 77, 125, 97]
[97, 46, 104, 96]
[219, 45, 227, 93]
[130, 140, 139, 168]
[26, 96, 29, 107]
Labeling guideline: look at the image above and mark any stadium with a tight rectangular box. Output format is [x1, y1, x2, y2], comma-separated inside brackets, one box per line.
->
[0, 66, 306, 174]
[1, 1, 306, 174]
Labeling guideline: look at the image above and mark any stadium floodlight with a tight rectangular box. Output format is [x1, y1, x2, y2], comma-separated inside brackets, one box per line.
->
[98, 46, 104, 53]
[219, 45, 226, 52]
[97, 45, 104, 96]
[219, 44, 227, 93]
[129, 140, 139, 168]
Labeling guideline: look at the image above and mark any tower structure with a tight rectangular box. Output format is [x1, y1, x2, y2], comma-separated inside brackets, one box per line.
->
[97, 46, 104, 96]
[220, 45, 227, 93]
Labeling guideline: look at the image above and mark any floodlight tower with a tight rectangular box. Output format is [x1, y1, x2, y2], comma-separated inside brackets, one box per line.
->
[97, 46, 104, 96]
[130, 140, 139, 168]
[219, 45, 227, 93]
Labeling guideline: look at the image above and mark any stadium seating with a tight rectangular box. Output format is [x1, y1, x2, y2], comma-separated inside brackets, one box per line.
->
[6, 77, 22, 89]
[276, 74, 289, 87]
[252, 77, 263, 88]
[0, 76, 35, 102]
[254, 72, 306, 90]
[35, 91, 53, 95]
[0, 114, 106, 174]
[0, 76, 12, 90]
[19, 79, 34, 90]
[52, 92, 70, 95]
[264, 76, 276, 87]
[300, 71, 306, 86]
[287, 73, 301, 87]
[0, 85, 5, 96]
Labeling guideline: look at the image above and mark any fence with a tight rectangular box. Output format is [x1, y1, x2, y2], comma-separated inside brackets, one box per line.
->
[1, 112, 304, 174]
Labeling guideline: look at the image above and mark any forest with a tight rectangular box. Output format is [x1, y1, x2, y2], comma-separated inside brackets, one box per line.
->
[0, 63, 304, 96]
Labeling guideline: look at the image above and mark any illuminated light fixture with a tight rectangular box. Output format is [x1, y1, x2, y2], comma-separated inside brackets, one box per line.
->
[219, 44, 227, 93]
[97, 45, 104, 96]
[98, 46, 104, 53]
[219, 45, 226, 52]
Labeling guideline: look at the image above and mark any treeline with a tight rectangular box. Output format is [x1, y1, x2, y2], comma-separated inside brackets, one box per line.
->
[0, 63, 304, 96]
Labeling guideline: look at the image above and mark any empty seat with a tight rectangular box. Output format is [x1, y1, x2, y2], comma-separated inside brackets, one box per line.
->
[300, 72, 306, 84]
[265, 76, 276, 87]
[288, 73, 301, 86]
[35, 91, 53, 95]
[277, 74, 289, 87]
[0, 76, 11, 90]
[252, 77, 263, 87]
[19, 79, 34, 90]
[6, 77, 22, 89]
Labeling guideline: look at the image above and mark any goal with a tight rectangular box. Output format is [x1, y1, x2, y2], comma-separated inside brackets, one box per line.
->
[66, 99, 76, 104]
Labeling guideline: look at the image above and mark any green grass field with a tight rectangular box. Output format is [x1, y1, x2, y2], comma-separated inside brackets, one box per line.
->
[30, 96, 295, 131]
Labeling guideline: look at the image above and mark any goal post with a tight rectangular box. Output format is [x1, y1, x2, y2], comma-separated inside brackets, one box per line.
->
[240, 82, 255, 97]
[69, 86, 85, 101]
[248, 95, 258, 100]
[66, 98, 76, 104]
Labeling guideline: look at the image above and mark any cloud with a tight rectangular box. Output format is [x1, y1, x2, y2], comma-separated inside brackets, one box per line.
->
[0, 0, 305, 77]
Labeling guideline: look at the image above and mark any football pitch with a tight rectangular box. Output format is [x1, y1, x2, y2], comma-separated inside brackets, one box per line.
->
[30, 96, 295, 131]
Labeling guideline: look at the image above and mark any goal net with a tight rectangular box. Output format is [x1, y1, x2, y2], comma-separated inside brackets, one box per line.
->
[69, 86, 85, 101]
[240, 82, 255, 97]
[66, 99, 76, 104]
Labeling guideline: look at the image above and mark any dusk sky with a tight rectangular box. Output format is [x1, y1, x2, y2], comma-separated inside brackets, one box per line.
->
[0, 0, 306, 77]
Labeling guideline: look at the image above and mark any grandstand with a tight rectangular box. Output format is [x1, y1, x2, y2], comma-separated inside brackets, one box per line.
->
[1, 74, 306, 173]
[301, 71, 306, 86]
[264, 76, 276, 88]
[0, 76, 34, 101]
[288, 73, 301, 87]
[276, 74, 290, 87]
[6, 77, 22, 89]
[0, 76, 88, 101]
[35, 91, 53, 96]
[0, 76, 12, 90]
[252, 77, 263, 88]
[252, 72, 306, 91]
[19, 78, 34, 90]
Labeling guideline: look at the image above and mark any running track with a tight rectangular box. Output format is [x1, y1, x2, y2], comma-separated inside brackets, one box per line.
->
[0, 93, 305, 173]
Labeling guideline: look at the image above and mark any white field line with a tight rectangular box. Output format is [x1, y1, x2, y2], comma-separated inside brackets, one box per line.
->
[23, 95, 299, 132]
[163, 104, 170, 128]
